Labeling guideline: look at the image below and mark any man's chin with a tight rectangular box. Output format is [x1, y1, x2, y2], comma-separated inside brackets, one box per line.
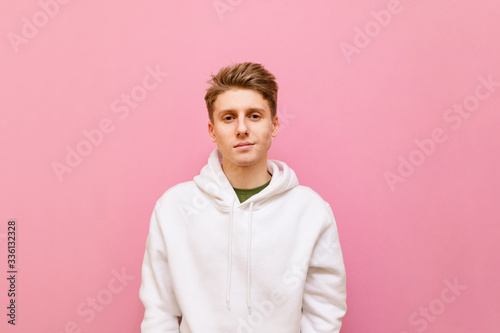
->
[231, 159, 256, 167]
[225, 155, 259, 168]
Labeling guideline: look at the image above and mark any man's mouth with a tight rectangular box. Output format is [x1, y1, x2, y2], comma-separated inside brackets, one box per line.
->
[234, 142, 254, 148]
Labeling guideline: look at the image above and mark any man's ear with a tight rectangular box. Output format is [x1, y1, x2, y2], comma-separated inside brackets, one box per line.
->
[271, 115, 280, 137]
[208, 121, 216, 142]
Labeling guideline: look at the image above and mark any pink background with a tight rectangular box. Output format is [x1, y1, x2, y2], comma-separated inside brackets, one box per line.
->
[1, 0, 499, 332]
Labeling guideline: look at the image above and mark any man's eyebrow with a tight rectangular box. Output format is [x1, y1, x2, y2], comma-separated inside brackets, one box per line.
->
[246, 107, 266, 112]
[217, 107, 267, 115]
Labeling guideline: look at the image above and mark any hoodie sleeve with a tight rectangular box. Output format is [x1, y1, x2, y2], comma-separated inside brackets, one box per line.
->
[139, 202, 182, 333]
[301, 203, 347, 333]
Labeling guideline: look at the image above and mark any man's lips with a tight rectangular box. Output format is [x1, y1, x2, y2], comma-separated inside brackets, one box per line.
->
[234, 142, 254, 148]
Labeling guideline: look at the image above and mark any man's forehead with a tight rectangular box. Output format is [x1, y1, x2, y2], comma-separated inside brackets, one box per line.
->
[213, 89, 270, 112]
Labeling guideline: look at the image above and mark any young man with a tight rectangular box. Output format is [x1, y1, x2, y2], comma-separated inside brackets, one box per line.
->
[139, 62, 347, 332]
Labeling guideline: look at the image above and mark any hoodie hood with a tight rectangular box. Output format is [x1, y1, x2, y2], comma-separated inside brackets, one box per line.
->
[193, 148, 299, 314]
[193, 148, 299, 211]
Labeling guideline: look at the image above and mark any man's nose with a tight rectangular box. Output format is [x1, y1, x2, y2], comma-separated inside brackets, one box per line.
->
[236, 117, 248, 135]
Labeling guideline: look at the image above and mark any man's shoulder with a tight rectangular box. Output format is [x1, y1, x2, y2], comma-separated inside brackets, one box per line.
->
[288, 185, 330, 208]
[155, 180, 197, 207]
[279, 185, 334, 228]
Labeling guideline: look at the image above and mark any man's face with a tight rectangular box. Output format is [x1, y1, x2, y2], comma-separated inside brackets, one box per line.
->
[208, 88, 279, 168]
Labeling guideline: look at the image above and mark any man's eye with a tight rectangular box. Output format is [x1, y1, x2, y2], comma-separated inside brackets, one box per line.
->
[224, 116, 233, 121]
[251, 114, 260, 119]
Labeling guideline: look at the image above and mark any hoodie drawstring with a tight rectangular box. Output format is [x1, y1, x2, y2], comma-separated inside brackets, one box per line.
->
[226, 198, 235, 311]
[247, 201, 254, 315]
[226, 198, 254, 315]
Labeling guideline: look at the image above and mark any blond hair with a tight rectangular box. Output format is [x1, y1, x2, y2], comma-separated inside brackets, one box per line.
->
[204, 62, 278, 122]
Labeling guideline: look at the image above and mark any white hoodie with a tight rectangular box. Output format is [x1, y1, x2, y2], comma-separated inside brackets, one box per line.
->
[139, 149, 347, 333]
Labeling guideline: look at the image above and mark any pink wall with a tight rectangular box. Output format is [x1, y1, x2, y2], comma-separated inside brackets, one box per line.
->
[1, 0, 499, 332]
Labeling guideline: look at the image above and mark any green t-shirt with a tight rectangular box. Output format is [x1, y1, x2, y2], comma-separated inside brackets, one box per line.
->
[233, 179, 271, 203]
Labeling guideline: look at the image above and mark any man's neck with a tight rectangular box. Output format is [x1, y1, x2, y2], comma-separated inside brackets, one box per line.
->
[222, 155, 272, 189]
